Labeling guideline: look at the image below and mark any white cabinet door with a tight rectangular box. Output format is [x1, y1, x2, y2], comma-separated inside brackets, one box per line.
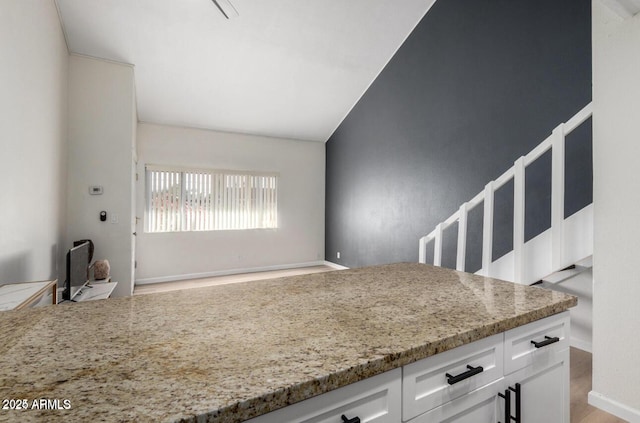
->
[504, 347, 569, 423]
[407, 378, 503, 423]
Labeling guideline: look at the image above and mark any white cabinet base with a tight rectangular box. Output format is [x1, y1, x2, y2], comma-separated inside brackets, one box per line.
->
[246, 313, 571, 423]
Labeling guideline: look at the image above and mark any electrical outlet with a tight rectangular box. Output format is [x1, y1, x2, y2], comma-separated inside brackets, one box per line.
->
[337, 252, 341, 259]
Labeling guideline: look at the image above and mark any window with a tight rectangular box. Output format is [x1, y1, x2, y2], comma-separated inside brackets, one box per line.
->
[145, 165, 278, 233]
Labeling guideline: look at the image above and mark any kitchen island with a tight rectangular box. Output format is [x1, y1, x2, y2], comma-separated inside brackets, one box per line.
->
[0, 263, 576, 422]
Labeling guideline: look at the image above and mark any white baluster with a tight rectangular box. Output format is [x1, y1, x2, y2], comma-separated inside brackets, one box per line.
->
[551, 124, 566, 271]
[482, 181, 495, 277]
[434, 223, 444, 267]
[456, 203, 468, 272]
[514, 157, 526, 284]
[419, 237, 427, 264]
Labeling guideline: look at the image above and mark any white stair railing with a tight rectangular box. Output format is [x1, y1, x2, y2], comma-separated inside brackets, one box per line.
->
[419, 103, 593, 285]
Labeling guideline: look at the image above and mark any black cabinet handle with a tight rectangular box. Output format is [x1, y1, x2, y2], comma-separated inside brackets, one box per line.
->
[445, 364, 484, 385]
[498, 388, 510, 423]
[531, 335, 560, 348]
[341, 414, 360, 423]
[509, 383, 521, 422]
[498, 383, 522, 423]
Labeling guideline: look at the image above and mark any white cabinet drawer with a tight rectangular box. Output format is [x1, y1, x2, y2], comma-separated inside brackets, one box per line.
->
[504, 311, 570, 375]
[402, 333, 503, 421]
[406, 377, 503, 423]
[246, 368, 401, 423]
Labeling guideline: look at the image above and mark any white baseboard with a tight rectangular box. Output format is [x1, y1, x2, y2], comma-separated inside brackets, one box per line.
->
[323, 261, 349, 270]
[570, 338, 592, 353]
[135, 261, 328, 285]
[588, 391, 640, 422]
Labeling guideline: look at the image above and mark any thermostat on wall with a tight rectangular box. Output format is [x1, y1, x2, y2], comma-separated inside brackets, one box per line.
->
[89, 186, 103, 195]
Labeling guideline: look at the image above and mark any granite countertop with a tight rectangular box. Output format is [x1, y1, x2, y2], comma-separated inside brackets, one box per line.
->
[0, 263, 576, 422]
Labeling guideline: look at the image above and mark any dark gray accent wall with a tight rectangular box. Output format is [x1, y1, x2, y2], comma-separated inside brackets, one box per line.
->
[325, 0, 592, 269]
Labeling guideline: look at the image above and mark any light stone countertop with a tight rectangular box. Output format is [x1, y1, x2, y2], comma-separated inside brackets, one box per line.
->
[0, 263, 576, 422]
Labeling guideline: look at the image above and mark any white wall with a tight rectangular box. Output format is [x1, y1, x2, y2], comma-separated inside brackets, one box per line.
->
[591, 1, 640, 419]
[135, 123, 325, 283]
[67, 55, 136, 297]
[0, 0, 68, 285]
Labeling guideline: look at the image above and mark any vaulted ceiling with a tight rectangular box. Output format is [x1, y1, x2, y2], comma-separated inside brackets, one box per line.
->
[55, 0, 437, 142]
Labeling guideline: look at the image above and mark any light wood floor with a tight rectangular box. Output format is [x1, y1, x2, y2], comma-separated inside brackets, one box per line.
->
[135, 268, 625, 422]
[133, 265, 336, 295]
[571, 347, 627, 423]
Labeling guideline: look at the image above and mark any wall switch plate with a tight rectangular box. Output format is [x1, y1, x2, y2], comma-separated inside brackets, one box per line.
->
[89, 186, 103, 195]
[337, 252, 341, 259]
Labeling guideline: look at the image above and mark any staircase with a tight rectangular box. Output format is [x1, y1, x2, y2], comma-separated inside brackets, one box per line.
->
[419, 103, 593, 285]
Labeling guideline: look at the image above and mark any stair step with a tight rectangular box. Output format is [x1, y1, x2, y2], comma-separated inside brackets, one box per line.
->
[541, 255, 593, 285]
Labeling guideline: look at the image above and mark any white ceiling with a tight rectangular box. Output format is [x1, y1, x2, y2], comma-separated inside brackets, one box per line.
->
[55, 0, 436, 142]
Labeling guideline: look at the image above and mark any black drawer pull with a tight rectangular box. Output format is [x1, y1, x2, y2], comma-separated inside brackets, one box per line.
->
[445, 364, 484, 385]
[341, 415, 360, 423]
[531, 336, 560, 348]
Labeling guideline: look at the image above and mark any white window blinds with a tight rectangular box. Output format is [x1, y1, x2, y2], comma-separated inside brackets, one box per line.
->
[146, 165, 278, 233]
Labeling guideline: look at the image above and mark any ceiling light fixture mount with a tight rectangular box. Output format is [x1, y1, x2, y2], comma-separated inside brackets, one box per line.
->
[212, 0, 239, 19]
